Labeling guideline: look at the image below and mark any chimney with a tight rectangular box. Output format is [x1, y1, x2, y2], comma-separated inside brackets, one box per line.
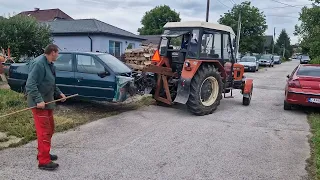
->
[34, 8, 40, 11]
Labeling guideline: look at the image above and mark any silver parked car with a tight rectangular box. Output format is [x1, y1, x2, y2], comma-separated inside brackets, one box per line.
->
[259, 54, 274, 67]
[299, 55, 311, 64]
[238, 56, 259, 72]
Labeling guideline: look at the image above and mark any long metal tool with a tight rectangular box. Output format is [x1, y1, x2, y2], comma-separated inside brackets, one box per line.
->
[0, 94, 79, 119]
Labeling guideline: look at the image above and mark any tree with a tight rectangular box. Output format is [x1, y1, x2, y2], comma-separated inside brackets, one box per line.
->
[218, 1, 268, 53]
[295, 0, 320, 58]
[275, 29, 292, 59]
[0, 14, 52, 60]
[138, 5, 181, 35]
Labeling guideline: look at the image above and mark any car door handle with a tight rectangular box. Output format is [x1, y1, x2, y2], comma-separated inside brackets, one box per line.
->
[76, 77, 83, 82]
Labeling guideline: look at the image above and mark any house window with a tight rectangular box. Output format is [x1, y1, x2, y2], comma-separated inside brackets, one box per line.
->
[126, 43, 135, 49]
[109, 40, 122, 58]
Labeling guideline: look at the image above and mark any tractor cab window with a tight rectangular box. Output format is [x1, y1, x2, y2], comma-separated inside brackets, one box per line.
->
[159, 29, 200, 59]
[201, 31, 222, 59]
[186, 29, 200, 58]
[223, 34, 235, 62]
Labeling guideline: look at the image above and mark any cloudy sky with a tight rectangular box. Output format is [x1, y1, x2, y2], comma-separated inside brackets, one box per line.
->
[0, 0, 313, 44]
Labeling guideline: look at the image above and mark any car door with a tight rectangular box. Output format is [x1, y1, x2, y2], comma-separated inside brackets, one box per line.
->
[74, 54, 116, 101]
[54, 53, 76, 96]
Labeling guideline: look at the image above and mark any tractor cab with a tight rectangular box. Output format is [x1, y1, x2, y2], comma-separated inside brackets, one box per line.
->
[155, 22, 238, 78]
[141, 21, 253, 116]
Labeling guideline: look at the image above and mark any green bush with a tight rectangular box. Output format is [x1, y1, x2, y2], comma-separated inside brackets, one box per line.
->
[281, 57, 287, 62]
[310, 56, 320, 64]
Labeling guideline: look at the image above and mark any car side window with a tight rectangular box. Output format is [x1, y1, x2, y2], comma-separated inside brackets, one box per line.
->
[290, 66, 299, 78]
[55, 53, 73, 71]
[76, 55, 105, 74]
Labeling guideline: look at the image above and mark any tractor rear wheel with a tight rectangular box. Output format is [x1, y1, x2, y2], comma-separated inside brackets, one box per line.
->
[186, 64, 223, 116]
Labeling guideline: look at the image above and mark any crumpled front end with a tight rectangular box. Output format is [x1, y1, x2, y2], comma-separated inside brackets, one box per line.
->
[113, 75, 136, 102]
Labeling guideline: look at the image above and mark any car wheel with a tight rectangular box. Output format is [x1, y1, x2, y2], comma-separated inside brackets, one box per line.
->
[284, 100, 292, 110]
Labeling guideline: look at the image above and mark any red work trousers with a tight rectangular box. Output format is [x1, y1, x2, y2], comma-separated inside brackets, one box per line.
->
[32, 108, 54, 165]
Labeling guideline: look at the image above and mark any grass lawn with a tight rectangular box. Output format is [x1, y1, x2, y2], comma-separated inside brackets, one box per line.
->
[307, 113, 320, 179]
[0, 89, 155, 150]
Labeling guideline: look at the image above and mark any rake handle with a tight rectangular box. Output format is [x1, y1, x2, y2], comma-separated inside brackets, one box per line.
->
[0, 94, 78, 118]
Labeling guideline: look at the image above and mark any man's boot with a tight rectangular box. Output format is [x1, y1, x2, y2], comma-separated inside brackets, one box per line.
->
[38, 161, 59, 171]
[37, 154, 58, 161]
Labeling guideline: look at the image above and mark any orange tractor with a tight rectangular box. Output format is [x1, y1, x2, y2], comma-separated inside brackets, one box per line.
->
[135, 21, 253, 116]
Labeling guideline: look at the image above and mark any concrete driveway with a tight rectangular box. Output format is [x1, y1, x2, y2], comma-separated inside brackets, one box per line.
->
[0, 60, 310, 180]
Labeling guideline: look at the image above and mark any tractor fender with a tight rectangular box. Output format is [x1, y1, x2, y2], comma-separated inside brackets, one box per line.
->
[173, 59, 226, 104]
[243, 78, 253, 97]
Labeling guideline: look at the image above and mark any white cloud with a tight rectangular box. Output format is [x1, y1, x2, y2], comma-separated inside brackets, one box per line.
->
[0, 0, 312, 44]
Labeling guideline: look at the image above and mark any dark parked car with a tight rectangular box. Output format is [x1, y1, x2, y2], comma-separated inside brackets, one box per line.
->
[273, 55, 281, 64]
[7, 52, 136, 102]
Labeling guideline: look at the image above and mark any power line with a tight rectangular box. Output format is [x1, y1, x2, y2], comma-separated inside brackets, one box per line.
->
[217, 0, 232, 9]
[265, 14, 299, 18]
[269, 0, 299, 7]
[260, 4, 312, 10]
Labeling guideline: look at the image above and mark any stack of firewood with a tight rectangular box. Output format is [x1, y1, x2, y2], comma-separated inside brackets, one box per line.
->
[124, 45, 157, 71]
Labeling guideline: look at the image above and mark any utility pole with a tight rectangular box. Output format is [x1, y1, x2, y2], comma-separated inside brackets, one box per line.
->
[272, 27, 275, 54]
[206, 0, 210, 22]
[235, 12, 241, 60]
[282, 42, 285, 57]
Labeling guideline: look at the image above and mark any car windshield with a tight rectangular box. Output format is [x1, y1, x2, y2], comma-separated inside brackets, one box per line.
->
[301, 55, 310, 60]
[240, 57, 256, 62]
[98, 54, 131, 73]
[260, 55, 272, 60]
[297, 66, 320, 77]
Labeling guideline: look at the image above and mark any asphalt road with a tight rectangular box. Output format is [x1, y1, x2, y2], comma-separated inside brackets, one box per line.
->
[0, 60, 310, 180]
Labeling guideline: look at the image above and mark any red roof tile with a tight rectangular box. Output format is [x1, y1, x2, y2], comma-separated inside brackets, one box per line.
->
[18, 8, 73, 22]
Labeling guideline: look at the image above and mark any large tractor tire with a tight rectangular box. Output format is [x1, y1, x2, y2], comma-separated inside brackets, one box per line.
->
[186, 64, 223, 116]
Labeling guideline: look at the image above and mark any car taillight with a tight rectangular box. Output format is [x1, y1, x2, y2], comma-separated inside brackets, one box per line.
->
[288, 79, 301, 88]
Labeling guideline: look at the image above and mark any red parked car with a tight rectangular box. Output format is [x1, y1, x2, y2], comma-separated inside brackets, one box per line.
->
[284, 64, 320, 110]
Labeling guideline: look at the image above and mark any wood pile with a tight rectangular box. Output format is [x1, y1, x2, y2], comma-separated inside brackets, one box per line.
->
[124, 44, 157, 72]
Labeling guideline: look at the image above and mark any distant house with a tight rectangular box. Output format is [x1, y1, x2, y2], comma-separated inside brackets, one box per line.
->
[17, 8, 73, 21]
[140, 35, 161, 46]
[43, 19, 146, 58]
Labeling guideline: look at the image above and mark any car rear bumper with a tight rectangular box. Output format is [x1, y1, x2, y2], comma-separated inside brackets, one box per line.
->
[243, 66, 256, 71]
[259, 62, 271, 66]
[300, 60, 310, 63]
[286, 91, 320, 107]
[7, 78, 26, 92]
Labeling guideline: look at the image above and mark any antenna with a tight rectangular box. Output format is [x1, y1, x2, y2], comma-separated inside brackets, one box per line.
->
[235, 12, 241, 60]
[206, 0, 210, 22]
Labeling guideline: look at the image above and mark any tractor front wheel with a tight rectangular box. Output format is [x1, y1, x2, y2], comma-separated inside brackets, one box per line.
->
[186, 64, 223, 116]
[242, 84, 253, 106]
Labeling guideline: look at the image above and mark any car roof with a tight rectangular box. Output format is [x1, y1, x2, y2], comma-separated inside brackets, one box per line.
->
[300, 64, 320, 67]
[59, 51, 107, 55]
[242, 56, 255, 58]
[164, 21, 235, 35]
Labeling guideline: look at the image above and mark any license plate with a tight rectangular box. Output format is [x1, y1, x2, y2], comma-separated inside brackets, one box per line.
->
[244, 67, 248, 69]
[309, 98, 320, 104]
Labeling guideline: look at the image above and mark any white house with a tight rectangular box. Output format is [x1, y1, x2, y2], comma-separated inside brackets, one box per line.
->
[43, 19, 146, 58]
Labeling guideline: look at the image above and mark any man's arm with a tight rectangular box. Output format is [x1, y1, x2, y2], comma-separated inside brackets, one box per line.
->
[54, 85, 62, 97]
[25, 63, 45, 104]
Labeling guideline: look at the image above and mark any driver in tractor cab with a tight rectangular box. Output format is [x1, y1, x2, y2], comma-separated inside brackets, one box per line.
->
[181, 33, 190, 49]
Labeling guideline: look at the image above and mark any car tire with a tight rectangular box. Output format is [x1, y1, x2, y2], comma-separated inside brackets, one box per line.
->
[284, 100, 292, 110]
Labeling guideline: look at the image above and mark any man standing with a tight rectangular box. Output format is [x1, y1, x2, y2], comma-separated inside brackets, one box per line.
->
[25, 44, 66, 171]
